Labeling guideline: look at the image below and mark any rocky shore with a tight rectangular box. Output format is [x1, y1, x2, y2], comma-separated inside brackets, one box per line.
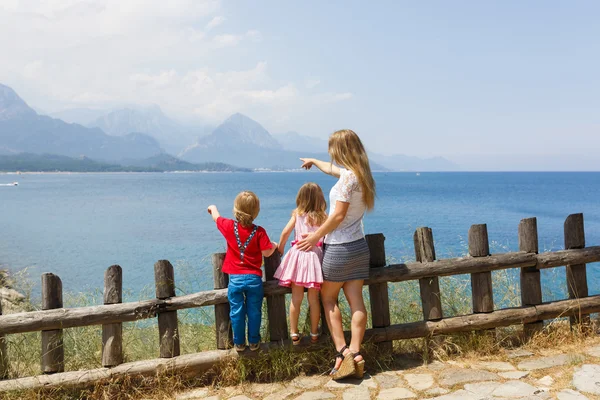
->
[0, 269, 25, 314]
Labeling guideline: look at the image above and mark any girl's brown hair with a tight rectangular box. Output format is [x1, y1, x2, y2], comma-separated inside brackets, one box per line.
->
[295, 183, 327, 226]
[233, 191, 260, 226]
[328, 129, 376, 210]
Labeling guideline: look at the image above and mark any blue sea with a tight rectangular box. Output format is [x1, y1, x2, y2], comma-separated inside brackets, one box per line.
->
[1, 172, 599, 302]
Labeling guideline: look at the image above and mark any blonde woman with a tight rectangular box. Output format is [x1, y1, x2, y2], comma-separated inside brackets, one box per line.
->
[296, 129, 376, 380]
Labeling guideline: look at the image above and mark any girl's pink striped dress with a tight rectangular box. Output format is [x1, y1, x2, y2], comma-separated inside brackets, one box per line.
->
[274, 214, 324, 289]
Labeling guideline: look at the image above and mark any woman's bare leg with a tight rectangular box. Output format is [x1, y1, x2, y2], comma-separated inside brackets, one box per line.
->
[343, 279, 366, 362]
[321, 280, 348, 369]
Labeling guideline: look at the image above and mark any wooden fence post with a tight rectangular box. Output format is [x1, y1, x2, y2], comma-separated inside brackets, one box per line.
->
[264, 252, 288, 342]
[519, 218, 543, 339]
[41, 273, 64, 373]
[365, 234, 393, 353]
[564, 213, 590, 327]
[414, 228, 443, 321]
[102, 265, 123, 367]
[154, 260, 180, 358]
[213, 253, 232, 349]
[0, 297, 7, 379]
[469, 225, 495, 336]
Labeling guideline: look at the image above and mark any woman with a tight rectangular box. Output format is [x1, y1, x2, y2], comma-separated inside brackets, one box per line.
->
[296, 129, 376, 380]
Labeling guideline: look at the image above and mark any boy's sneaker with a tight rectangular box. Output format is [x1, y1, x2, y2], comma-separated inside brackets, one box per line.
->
[234, 344, 246, 352]
[249, 343, 260, 351]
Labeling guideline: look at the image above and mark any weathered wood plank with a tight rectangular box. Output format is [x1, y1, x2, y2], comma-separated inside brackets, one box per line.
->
[0, 298, 7, 379]
[469, 225, 493, 314]
[102, 265, 123, 367]
[154, 260, 180, 358]
[213, 253, 232, 349]
[519, 218, 543, 339]
[414, 227, 442, 321]
[2, 247, 600, 336]
[264, 252, 288, 342]
[3, 294, 600, 393]
[41, 273, 64, 374]
[366, 233, 393, 353]
[564, 213, 589, 327]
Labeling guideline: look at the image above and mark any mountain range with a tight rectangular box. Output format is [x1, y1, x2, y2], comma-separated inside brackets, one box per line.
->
[0, 83, 458, 171]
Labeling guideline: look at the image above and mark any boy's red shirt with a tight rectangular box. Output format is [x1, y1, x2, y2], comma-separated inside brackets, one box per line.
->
[216, 217, 273, 277]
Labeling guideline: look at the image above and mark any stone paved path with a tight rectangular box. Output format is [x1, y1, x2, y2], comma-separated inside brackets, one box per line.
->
[172, 344, 600, 400]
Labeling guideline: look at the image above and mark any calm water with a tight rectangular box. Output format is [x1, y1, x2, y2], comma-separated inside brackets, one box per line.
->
[1, 172, 599, 301]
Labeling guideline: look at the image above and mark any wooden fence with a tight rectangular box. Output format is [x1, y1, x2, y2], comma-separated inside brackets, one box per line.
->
[0, 213, 599, 391]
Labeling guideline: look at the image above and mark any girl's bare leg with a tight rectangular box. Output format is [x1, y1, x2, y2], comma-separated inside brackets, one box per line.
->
[343, 279, 366, 362]
[307, 288, 321, 335]
[289, 283, 304, 335]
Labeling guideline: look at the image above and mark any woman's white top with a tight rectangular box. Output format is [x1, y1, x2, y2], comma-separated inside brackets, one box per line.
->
[325, 168, 366, 245]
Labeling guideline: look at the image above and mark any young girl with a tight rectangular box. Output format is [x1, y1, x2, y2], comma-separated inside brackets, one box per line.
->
[208, 191, 278, 352]
[274, 182, 327, 345]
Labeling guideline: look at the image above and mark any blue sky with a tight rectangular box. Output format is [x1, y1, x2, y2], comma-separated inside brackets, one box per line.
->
[1, 1, 599, 169]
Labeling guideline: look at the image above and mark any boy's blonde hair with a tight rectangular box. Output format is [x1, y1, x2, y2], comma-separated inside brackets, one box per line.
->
[328, 129, 376, 210]
[233, 191, 260, 226]
[295, 182, 327, 226]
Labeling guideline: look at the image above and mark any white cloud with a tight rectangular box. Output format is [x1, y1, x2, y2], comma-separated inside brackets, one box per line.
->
[0, 0, 353, 131]
[205, 16, 225, 31]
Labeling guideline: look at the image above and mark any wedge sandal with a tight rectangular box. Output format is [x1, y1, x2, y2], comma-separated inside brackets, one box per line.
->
[291, 333, 301, 346]
[352, 351, 365, 379]
[330, 345, 356, 380]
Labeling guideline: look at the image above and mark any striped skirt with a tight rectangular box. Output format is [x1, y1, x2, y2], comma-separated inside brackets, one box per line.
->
[322, 238, 370, 282]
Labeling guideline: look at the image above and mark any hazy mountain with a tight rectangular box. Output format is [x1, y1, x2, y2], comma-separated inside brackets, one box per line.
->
[122, 153, 250, 172]
[180, 114, 389, 170]
[0, 84, 163, 162]
[89, 106, 200, 154]
[275, 131, 459, 171]
[49, 108, 110, 126]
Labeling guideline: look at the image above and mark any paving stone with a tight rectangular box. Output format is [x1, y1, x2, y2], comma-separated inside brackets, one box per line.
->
[403, 373, 434, 391]
[205, 397, 221, 400]
[535, 375, 554, 387]
[263, 387, 302, 400]
[424, 387, 449, 396]
[250, 383, 285, 396]
[343, 387, 371, 400]
[176, 389, 211, 400]
[506, 349, 535, 359]
[426, 361, 448, 371]
[572, 364, 600, 395]
[376, 387, 416, 400]
[490, 380, 540, 398]
[228, 396, 253, 400]
[446, 360, 466, 368]
[464, 381, 501, 396]
[499, 371, 530, 379]
[586, 346, 600, 358]
[439, 368, 500, 386]
[518, 354, 583, 371]
[293, 376, 329, 390]
[429, 389, 481, 400]
[294, 391, 335, 400]
[557, 389, 590, 400]
[373, 373, 400, 389]
[324, 374, 378, 390]
[473, 361, 516, 372]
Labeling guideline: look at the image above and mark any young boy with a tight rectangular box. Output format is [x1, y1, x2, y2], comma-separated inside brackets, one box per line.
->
[208, 191, 277, 351]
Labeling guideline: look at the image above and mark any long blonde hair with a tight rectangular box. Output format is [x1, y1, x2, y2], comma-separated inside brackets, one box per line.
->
[328, 129, 376, 210]
[233, 191, 260, 226]
[295, 183, 327, 226]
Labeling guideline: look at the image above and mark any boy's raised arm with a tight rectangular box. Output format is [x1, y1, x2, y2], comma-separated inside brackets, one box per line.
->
[207, 205, 221, 222]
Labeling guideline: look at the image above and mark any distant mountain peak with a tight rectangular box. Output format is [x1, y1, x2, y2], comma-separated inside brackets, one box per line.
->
[0, 84, 36, 121]
[190, 112, 282, 150]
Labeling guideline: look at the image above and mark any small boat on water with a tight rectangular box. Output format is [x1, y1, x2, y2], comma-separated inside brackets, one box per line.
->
[0, 182, 18, 186]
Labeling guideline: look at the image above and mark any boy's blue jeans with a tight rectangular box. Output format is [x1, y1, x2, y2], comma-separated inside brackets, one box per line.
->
[228, 274, 264, 345]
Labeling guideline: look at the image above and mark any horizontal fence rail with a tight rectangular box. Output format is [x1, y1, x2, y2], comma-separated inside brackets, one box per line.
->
[0, 212, 598, 392]
[1, 247, 599, 336]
